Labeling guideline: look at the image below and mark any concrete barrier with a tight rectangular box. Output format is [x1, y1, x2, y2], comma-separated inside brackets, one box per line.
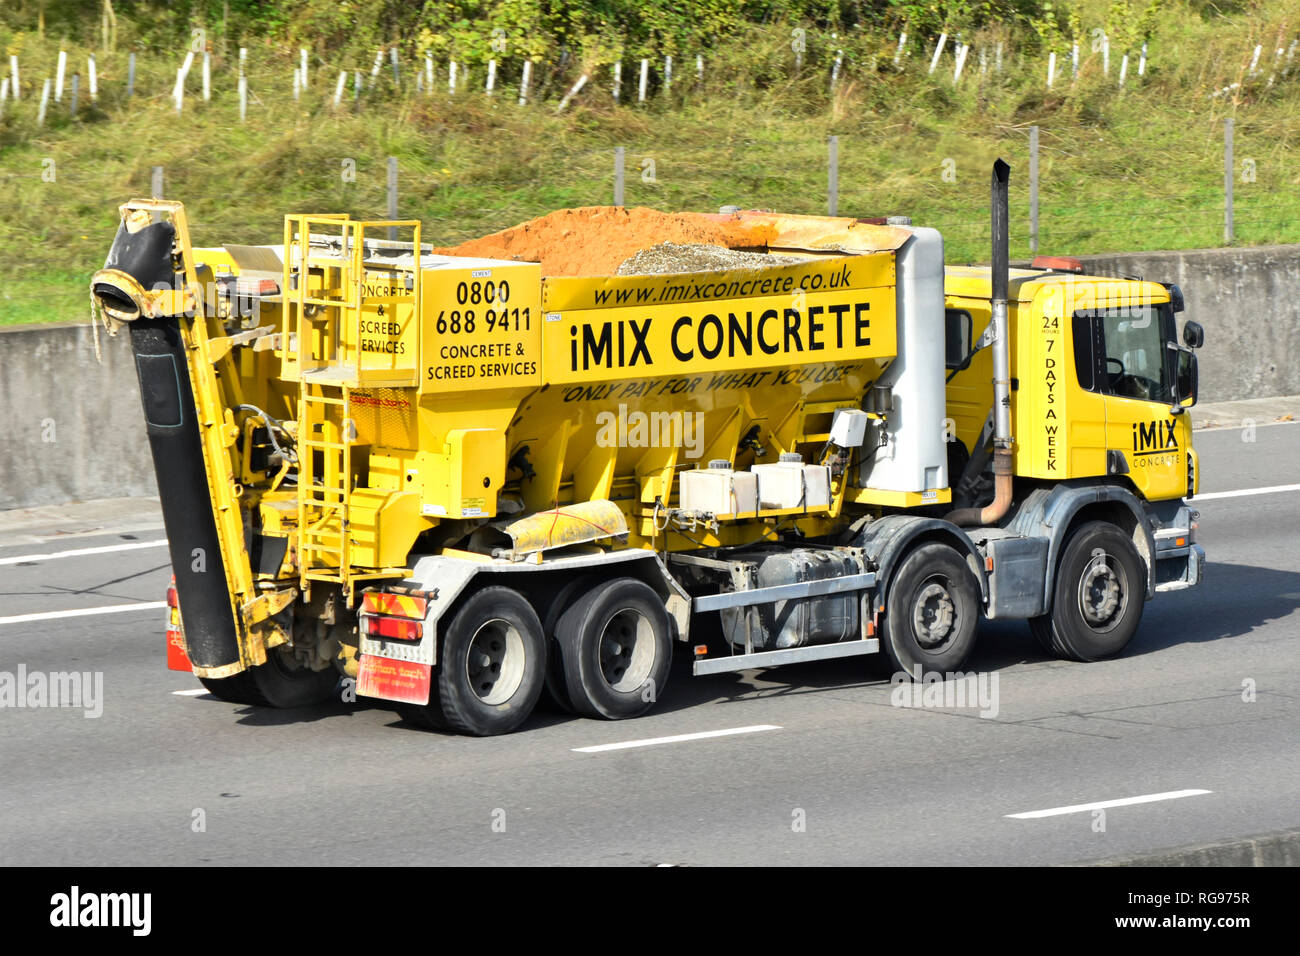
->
[0, 322, 156, 511]
[1076, 245, 1300, 403]
[1073, 825, 1300, 867]
[2, 242, 1298, 509]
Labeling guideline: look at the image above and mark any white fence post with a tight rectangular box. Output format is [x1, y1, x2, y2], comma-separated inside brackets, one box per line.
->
[929, 33, 947, 74]
[519, 60, 531, 105]
[557, 74, 588, 111]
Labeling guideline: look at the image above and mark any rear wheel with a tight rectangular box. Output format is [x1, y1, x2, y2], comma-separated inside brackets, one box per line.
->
[1030, 521, 1145, 661]
[401, 586, 546, 736]
[881, 542, 980, 678]
[199, 645, 339, 708]
[555, 577, 672, 720]
[537, 575, 599, 714]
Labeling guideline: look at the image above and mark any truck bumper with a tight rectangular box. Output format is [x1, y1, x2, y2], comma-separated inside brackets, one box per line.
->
[1154, 542, 1204, 593]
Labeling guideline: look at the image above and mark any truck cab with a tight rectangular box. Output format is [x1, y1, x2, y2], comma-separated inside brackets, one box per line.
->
[945, 263, 1200, 503]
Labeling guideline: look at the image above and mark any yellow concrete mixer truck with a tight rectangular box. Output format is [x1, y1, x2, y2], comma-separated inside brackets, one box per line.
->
[89, 161, 1205, 735]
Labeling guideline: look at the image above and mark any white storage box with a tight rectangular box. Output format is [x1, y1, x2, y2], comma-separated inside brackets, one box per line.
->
[829, 408, 869, 447]
[679, 462, 759, 517]
[751, 455, 832, 510]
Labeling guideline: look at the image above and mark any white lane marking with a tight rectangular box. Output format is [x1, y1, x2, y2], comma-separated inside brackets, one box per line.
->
[1195, 418, 1296, 431]
[0, 601, 167, 626]
[1006, 789, 1212, 819]
[1193, 483, 1300, 501]
[172, 688, 208, 697]
[0, 539, 168, 566]
[573, 724, 782, 753]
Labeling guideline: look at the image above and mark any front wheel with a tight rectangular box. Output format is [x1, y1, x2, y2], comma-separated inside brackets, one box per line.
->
[880, 542, 981, 678]
[1030, 521, 1145, 661]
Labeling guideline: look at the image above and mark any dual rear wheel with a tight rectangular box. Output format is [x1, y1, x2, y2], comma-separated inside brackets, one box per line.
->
[399, 576, 673, 736]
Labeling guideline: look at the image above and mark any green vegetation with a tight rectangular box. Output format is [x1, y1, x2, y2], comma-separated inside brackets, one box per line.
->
[3, 1, 1300, 324]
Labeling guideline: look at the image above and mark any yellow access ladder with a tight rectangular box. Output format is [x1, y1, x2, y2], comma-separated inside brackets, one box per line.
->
[281, 214, 422, 599]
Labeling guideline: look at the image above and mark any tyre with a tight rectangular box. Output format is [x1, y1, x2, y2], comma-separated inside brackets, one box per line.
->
[555, 577, 672, 720]
[537, 575, 599, 714]
[1030, 521, 1145, 662]
[880, 541, 980, 678]
[403, 586, 546, 736]
[199, 645, 339, 708]
[1027, 615, 1058, 655]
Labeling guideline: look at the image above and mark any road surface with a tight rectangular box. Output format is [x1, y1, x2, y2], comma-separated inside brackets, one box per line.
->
[1, 421, 1297, 866]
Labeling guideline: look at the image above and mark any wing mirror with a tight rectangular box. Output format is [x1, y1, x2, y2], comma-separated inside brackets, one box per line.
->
[1174, 347, 1198, 409]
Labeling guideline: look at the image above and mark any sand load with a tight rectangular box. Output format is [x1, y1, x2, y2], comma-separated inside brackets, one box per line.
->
[433, 206, 779, 277]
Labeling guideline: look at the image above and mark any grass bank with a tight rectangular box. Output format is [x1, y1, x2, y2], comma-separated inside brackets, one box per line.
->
[4, 1, 1300, 324]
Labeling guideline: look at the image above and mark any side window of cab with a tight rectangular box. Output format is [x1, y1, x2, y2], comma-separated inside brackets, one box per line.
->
[1073, 304, 1174, 403]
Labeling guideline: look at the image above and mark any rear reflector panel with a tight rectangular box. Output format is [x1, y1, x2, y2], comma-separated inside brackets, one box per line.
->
[357, 655, 432, 705]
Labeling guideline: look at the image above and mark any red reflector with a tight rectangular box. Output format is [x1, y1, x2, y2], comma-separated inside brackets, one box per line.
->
[164, 575, 189, 670]
[166, 629, 192, 672]
[363, 615, 423, 641]
[1031, 255, 1084, 273]
[360, 590, 429, 618]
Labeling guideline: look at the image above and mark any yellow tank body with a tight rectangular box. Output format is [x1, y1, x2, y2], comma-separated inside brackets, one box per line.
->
[246, 211, 943, 580]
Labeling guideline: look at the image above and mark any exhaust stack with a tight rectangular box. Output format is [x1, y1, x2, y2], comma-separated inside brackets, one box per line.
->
[948, 159, 1015, 527]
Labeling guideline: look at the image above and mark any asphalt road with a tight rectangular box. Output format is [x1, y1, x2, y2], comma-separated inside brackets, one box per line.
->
[1, 422, 1297, 866]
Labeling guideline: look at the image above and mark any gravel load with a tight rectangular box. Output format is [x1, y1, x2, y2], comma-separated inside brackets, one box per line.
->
[617, 242, 805, 276]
